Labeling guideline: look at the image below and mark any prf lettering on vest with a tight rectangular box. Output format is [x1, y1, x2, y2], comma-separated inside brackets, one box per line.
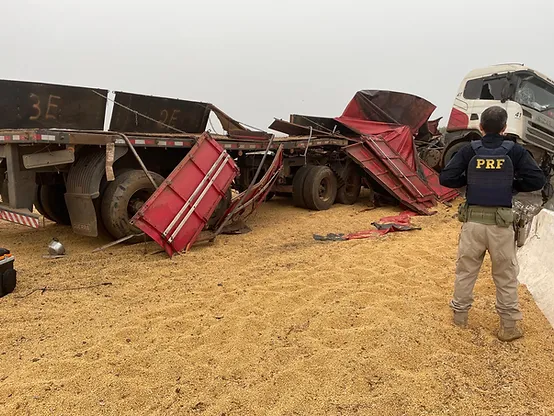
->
[475, 158, 505, 169]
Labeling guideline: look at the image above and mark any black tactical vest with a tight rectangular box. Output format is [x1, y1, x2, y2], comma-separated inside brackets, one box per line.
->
[466, 140, 515, 207]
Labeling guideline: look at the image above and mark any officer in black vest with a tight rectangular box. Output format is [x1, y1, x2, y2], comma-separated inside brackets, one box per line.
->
[440, 106, 546, 341]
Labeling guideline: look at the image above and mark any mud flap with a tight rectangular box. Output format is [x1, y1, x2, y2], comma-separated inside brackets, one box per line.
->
[65, 146, 128, 237]
[64, 193, 99, 236]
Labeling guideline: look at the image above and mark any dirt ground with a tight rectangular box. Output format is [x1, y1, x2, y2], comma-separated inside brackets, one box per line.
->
[1, 196, 553, 416]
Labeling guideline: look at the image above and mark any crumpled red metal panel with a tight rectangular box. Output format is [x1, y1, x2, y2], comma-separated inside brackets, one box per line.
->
[421, 162, 459, 202]
[217, 145, 284, 227]
[335, 117, 418, 170]
[344, 141, 436, 215]
[341, 90, 436, 134]
[361, 135, 436, 203]
[337, 93, 458, 205]
[130, 133, 239, 257]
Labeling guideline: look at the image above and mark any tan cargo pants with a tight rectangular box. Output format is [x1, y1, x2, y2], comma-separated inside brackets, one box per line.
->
[450, 222, 522, 321]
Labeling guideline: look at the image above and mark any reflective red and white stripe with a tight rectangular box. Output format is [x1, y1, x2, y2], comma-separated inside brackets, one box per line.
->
[0, 209, 40, 228]
[0, 134, 56, 142]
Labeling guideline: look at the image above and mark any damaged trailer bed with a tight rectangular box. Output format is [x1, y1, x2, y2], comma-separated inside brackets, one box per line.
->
[0, 79, 285, 241]
[0, 123, 348, 238]
[0, 79, 357, 243]
[262, 90, 458, 215]
[0, 80, 457, 244]
[0, 127, 302, 233]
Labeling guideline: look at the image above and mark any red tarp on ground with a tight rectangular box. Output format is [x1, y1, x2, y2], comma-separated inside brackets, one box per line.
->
[346, 211, 420, 239]
[313, 211, 420, 241]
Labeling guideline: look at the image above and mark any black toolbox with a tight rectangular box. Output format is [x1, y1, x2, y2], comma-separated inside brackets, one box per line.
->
[0, 248, 16, 297]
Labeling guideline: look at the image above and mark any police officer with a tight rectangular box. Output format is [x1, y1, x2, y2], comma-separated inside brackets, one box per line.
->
[439, 106, 546, 341]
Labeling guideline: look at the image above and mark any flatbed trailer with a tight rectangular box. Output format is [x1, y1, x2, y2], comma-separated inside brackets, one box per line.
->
[0, 126, 351, 239]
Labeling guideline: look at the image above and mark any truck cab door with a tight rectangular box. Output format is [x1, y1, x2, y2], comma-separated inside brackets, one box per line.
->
[504, 100, 525, 139]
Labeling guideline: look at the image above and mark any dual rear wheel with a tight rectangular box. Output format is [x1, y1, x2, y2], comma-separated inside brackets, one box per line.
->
[292, 164, 362, 210]
[34, 184, 71, 225]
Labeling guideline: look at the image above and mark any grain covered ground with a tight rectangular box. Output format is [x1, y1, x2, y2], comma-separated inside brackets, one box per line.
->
[0, 196, 553, 416]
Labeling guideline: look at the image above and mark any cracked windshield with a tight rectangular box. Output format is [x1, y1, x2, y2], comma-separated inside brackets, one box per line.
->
[515, 76, 554, 119]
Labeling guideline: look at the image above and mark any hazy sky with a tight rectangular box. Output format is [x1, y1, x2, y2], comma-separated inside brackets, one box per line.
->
[2, 0, 553, 133]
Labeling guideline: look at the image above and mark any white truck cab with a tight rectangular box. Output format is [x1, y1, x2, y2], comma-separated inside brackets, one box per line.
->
[443, 64, 554, 171]
[442, 64, 554, 200]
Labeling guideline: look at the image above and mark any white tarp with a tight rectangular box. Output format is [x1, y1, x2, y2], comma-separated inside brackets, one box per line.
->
[517, 208, 554, 328]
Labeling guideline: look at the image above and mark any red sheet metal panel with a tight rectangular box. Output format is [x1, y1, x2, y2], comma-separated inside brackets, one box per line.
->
[131, 133, 238, 257]
[218, 145, 284, 227]
[344, 141, 435, 215]
[421, 162, 459, 202]
[340, 90, 436, 134]
[338, 116, 458, 204]
[335, 118, 418, 170]
[362, 135, 436, 204]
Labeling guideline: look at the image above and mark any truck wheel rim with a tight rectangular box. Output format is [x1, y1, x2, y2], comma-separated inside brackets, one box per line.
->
[318, 178, 332, 202]
[127, 189, 152, 217]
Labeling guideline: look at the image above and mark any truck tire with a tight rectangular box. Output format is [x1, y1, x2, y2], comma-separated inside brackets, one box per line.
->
[207, 187, 232, 229]
[303, 166, 337, 211]
[442, 142, 469, 168]
[336, 164, 362, 205]
[34, 185, 54, 222]
[0, 179, 8, 204]
[39, 184, 71, 225]
[292, 165, 314, 208]
[101, 170, 164, 243]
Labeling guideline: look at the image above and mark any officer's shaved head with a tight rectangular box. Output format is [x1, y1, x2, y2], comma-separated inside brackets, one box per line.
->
[480, 106, 508, 135]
